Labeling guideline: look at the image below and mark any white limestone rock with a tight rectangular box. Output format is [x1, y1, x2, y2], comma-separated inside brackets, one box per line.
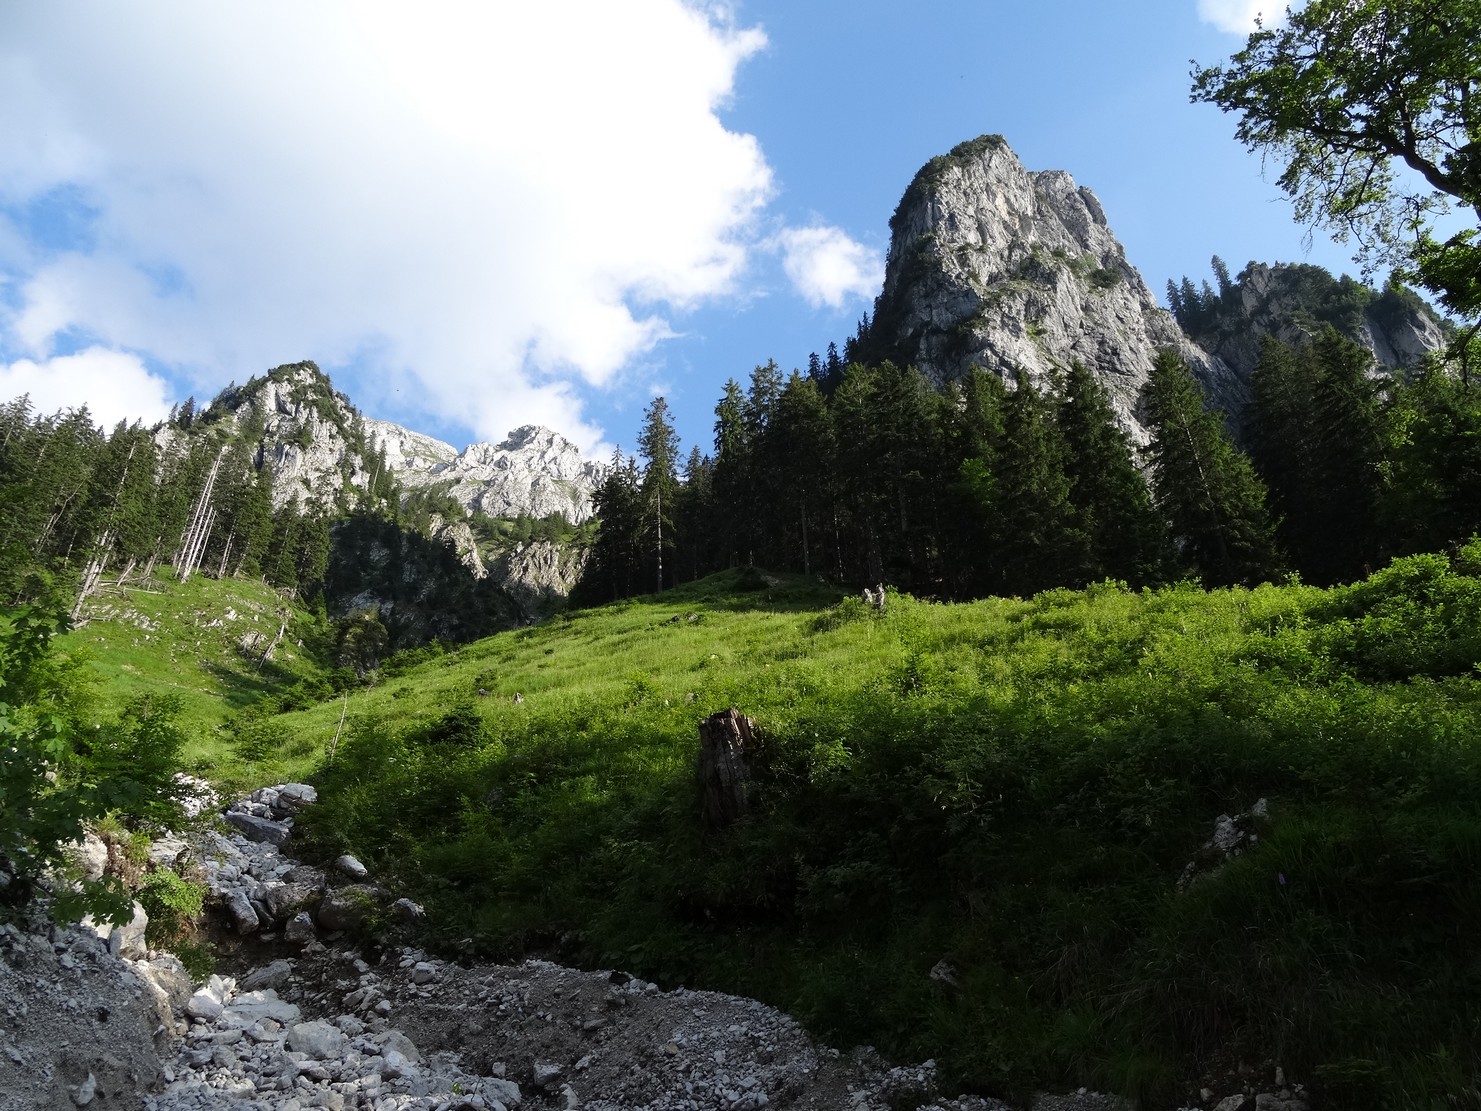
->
[873, 134, 1239, 444]
[368, 420, 604, 524]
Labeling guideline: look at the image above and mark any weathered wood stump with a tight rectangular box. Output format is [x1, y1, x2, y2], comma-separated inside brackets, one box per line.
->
[697, 708, 755, 829]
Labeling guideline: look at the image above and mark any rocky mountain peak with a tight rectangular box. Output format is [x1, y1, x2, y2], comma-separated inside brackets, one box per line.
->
[874, 135, 1240, 440]
[372, 421, 604, 524]
[160, 361, 374, 512]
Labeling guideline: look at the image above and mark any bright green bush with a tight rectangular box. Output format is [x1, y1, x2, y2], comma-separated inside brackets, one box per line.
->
[1, 607, 189, 925]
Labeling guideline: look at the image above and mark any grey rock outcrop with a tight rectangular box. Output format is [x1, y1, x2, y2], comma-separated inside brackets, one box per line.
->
[1185, 261, 1448, 381]
[155, 362, 377, 512]
[489, 540, 589, 622]
[237, 365, 372, 509]
[368, 420, 604, 524]
[872, 135, 1239, 442]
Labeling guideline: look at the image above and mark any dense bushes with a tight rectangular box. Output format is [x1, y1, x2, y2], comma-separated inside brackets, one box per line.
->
[0, 608, 188, 923]
[293, 550, 1481, 1107]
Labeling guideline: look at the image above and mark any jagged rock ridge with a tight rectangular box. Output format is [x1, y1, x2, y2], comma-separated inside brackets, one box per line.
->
[167, 363, 597, 627]
[365, 419, 603, 524]
[871, 135, 1241, 441]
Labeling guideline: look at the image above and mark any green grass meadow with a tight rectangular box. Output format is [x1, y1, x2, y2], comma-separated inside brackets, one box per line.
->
[60, 554, 1481, 1108]
[64, 572, 327, 782]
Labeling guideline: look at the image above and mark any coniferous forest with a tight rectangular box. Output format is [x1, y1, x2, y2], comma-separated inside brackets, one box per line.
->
[576, 324, 1481, 607]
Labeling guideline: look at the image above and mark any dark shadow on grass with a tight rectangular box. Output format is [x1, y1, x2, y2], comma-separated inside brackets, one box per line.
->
[199, 657, 312, 710]
[572, 568, 846, 617]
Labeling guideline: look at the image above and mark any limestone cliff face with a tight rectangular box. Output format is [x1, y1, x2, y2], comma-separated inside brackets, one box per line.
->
[229, 363, 373, 510]
[872, 136, 1239, 441]
[364, 419, 459, 478]
[489, 540, 589, 624]
[367, 421, 603, 524]
[1183, 262, 1448, 380]
[421, 515, 587, 624]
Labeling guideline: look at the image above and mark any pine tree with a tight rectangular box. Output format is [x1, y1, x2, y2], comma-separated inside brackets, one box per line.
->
[940, 369, 1009, 595]
[711, 379, 752, 567]
[572, 451, 644, 604]
[830, 363, 886, 583]
[637, 396, 680, 593]
[1057, 362, 1170, 585]
[1141, 350, 1282, 586]
[1307, 327, 1386, 582]
[1211, 255, 1234, 302]
[769, 372, 834, 575]
[1247, 336, 1323, 574]
[992, 372, 1084, 596]
[673, 446, 715, 582]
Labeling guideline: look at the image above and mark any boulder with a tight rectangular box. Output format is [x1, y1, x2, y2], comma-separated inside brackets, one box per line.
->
[315, 885, 380, 932]
[240, 958, 295, 993]
[262, 882, 317, 923]
[284, 911, 317, 947]
[286, 1019, 347, 1060]
[185, 987, 224, 1022]
[136, 955, 193, 1019]
[82, 901, 150, 959]
[228, 989, 301, 1026]
[334, 854, 368, 879]
[276, 783, 318, 809]
[224, 892, 262, 935]
[146, 833, 190, 868]
[69, 834, 109, 882]
[391, 897, 425, 922]
[222, 811, 291, 846]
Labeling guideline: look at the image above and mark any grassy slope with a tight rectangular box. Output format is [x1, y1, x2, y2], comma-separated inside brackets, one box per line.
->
[60, 559, 1481, 1107]
[63, 572, 325, 784]
[263, 559, 1481, 1109]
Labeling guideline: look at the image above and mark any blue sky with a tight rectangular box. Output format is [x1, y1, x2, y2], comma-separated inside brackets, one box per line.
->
[0, 1, 1371, 461]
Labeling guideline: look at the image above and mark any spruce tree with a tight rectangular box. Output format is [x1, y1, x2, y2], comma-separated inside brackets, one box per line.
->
[637, 396, 680, 592]
[1057, 362, 1170, 585]
[1307, 327, 1385, 582]
[572, 451, 643, 604]
[992, 372, 1084, 596]
[941, 369, 1009, 595]
[1141, 350, 1282, 587]
[711, 379, 752, 567]
[1247, 336, 1323, 575]
[769, 372, 833, 575]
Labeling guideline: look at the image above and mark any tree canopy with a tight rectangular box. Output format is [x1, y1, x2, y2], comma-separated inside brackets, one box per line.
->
[1191, 0, 1481, 324]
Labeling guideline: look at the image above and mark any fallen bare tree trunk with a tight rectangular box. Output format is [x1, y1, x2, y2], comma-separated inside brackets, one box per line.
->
[697, 708, 755, 830]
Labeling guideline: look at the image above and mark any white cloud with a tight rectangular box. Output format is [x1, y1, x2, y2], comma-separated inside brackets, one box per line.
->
[0, 1, 777, 452]
[776, 226, 883, 310]
[1197, 0, 1280, 34]
[0, 347, 175, 428]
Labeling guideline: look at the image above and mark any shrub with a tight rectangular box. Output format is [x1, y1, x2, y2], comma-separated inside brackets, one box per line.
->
[1, 608, 183, 924]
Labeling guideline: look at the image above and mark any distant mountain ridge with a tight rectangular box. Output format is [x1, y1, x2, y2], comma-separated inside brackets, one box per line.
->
[365, 419, 603, 524]
[173, 361, 600, 628]
[191, 363, 603, 524]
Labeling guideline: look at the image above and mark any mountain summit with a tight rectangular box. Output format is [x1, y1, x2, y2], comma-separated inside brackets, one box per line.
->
[366, 420, 603, 523]
[869, 135, 1240, 439]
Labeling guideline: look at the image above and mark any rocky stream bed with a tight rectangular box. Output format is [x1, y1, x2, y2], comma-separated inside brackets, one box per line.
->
[0, 785, 1309, 1111]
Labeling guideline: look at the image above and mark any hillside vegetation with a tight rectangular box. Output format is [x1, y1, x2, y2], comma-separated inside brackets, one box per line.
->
[191, 553, 1481, 1109]
[62, 573, 326, 785]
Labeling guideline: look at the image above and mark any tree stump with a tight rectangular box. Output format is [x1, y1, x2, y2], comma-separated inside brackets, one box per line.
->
[697, 708, 755, 829]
